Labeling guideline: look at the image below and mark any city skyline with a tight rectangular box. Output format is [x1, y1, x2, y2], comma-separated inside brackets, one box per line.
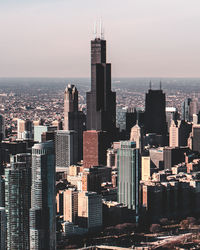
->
[2, 32, 200, 247]
[1, 0, 200, 77]
[2, 1, 200, 248]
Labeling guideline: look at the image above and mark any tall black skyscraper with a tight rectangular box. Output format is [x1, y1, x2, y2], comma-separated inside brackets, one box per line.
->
[145, 85, 167, 137]
[64, 84, 85, 161]
[86, 37, 116, 136]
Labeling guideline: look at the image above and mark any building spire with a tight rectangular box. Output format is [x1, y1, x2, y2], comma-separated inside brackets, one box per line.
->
[160, 80, 162, 90]
[100, 18, 104, 39]
[136, 111, 139, 125]
[93, 21, 97, 39]
[93, 19, 104, 39]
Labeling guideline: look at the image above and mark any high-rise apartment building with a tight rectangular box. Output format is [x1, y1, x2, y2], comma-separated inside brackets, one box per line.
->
[5, 158, 31, 250]
[64, 84, 85, 161]
[30, 141, 56, 250]
[86, 37, 116, 138]
[55, 130, 78, 172]
[145, 88, 167, 137]
[117, 141, 141, 217]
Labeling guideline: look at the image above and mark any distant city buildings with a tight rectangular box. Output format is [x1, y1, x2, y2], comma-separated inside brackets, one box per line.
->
[189, 125, 200, 153]
[18, 119, 33, 140]
[182, 97, 200, 122]
[0, 115, 5, 141]
[2, 29, 200, 250]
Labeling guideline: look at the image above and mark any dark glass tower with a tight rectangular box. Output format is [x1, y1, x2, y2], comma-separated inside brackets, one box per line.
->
[30, 141, 56, 250]
[181, 98, 192, 121]
[86, 38, 116, 135]
[145, 88, 167, 136]
[64, 84, 85, 161]
[5, 154, 31, 250]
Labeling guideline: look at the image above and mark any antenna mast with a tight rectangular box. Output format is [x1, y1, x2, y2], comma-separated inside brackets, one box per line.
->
[100, 18, 104, 39]
[94, 21, 97, 39]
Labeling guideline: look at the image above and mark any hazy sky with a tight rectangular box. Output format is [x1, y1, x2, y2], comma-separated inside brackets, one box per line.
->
[1, 0, 200, 77]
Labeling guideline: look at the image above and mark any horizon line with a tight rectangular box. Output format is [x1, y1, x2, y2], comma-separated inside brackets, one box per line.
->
[1, 76, 200, 79]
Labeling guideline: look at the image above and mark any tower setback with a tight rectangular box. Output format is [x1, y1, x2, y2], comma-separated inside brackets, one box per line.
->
[86, 38, 116, 136]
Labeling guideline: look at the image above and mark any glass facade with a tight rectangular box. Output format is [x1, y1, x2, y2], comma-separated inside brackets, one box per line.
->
[5, 159, 31, 250]
[30, 141, 56, 250]
[117, 141, 140, 216]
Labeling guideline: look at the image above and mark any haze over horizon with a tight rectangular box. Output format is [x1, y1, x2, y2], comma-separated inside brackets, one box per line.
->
[1, 0, 200, 78]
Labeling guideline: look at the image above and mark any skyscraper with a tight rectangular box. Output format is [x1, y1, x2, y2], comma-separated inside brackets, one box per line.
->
[169, 120, 192, 147]
[55, 130, 78, 172]
[165, 107, 179, 131]
[63, 189, 78, 223]
[190, 125, 200, 153]
[182, 98, 192, 121]
[0, 176, 5, 207]
[30, 141, 56, 250]
[64, 84, 85, 161]
[163, 146, 189, 170]
[83, 130, 110, 168]
[5, 158, 31, 250]
[86, 36, 116, 137]
[0, 114, 5, 141]
[130, 123, 143, 151]
[189, 98, 200, 119]
[117, 141, 141, 217]
[18, 119, 33, 140]
[126, 109, 145, 137]
[0, 207, 6, 250]
[78, 191, 102, 231]
[144, 86, 167, 137]
[34, 125, 48, 142]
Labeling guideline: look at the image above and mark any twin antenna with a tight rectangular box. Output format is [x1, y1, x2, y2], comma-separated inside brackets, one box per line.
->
[149, 80, 162, 90]
[94, 19, 104, 39]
